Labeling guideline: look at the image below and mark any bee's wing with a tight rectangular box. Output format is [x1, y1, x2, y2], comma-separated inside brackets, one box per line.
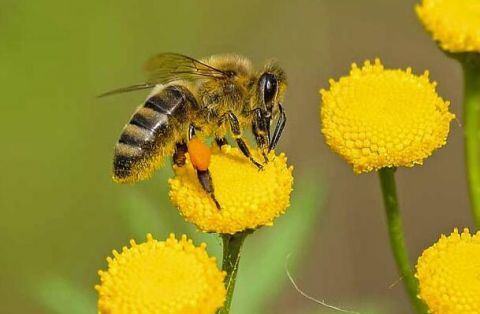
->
[97, 83, 157, 98]
[98, 53, 227, 98]
[144, 52, 228, 82]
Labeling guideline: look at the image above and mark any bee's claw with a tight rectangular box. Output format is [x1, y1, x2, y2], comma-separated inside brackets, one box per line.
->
[262, 151, 269, 164]
[253, 159, 264, 171]
[212, 195, 221, 210]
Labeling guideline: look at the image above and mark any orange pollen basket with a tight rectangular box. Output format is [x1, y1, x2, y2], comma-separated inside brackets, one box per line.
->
[187, 138, 211, 171]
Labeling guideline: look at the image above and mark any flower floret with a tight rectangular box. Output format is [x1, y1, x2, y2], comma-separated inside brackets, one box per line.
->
[416, 0, 480, 53]
[320, 59, 454, 173]
[96, 233, 226, 314]
[416, 228, 480, 313]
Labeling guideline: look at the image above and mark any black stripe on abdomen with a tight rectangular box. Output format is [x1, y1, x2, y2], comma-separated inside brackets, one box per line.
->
[119, 133, 143, 146]
[130, 112, 156, 130]
[129, 107, 169, 132]
[144, 88, 184, 115]
[114, 107, 169, 181]
[113, 85, 194, 183]
[144, 96, 171, 115]
[113, 154, 136, 179]
[113, 143, 143, 181]
[118, 124, 153, 147]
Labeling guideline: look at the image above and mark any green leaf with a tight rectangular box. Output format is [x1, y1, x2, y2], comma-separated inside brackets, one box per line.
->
[32, 276, 96, 314]
[231, 173, 326, 314]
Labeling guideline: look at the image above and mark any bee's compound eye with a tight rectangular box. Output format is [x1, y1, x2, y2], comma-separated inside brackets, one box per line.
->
[262, 73, 278, 105]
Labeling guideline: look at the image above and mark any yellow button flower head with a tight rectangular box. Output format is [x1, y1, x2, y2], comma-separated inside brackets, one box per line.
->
[169, 145, 293, 234]
[416, 228, 480, 313]
[320, 59, 454, 174]
[96, 234, 226, 314]
[416, 0, 480, 53]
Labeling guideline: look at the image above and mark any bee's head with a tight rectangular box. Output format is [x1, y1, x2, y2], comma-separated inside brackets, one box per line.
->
[252, 63, 287, 152]
[258, 63, 287, 117]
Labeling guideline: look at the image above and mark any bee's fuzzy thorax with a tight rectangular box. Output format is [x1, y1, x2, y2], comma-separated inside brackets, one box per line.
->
[201, 54, 254, 76]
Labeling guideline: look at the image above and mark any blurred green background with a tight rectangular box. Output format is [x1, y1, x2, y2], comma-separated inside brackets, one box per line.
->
[1, 0, 473, 313]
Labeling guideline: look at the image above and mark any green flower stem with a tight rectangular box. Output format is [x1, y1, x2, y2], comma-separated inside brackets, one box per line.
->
[462, 60, 480, 228]
[378, 168, 428, 314]
[217, 232, 249, 314]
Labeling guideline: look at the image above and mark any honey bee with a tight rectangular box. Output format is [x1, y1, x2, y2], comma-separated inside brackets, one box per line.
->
[100, 53, 287, 208]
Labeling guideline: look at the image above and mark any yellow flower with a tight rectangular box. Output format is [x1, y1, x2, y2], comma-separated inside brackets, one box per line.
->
[169, 145, 293, 234]
[96, 234, 226, 314]
[416, 228, 480, 313]
[416, 0, 480, 53]
[320, 59, 454, 174]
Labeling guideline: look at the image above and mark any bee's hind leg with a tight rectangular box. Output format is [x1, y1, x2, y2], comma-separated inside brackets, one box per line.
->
[197, 169, 221, 209]
[187, 124, 221, 209]
[173, 142, 188, 167]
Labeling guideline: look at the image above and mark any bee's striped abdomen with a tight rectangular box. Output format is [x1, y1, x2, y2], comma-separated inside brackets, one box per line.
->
[113, 85, 195, 183]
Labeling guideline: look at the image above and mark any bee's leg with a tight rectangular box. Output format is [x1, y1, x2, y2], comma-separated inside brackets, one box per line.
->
[268, 104, 286, 152]
[188, 124, 197, 139]
[215, 137, 228, 148]
[173, 142, 188, 167]
[225, 111, 263, 170]
[187, 124, 221, 209]
[197, 169, 221, 209]
[251, 108, 270, 163]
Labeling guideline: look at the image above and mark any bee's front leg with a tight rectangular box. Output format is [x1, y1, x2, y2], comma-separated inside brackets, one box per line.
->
[215, 137, 229, 148]
[268, 103, 286, 152]
[251, 108, 270, 163]
[224, 111, 263, 170]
